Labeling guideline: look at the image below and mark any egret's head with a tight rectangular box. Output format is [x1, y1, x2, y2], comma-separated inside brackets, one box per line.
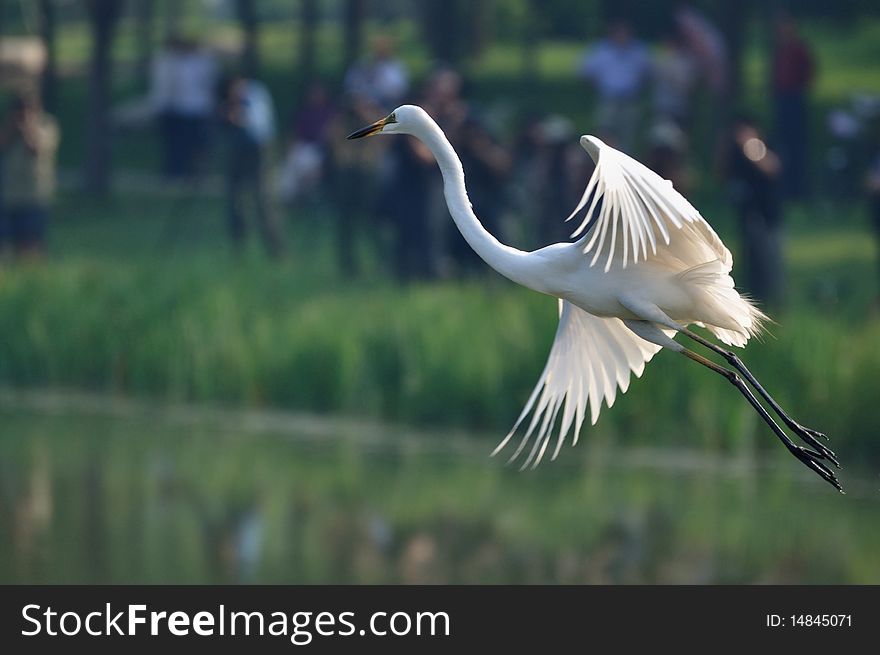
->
[346, 105, 427, 140]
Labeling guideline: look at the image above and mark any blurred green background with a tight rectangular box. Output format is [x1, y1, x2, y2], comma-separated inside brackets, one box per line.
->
[1, 0, 880, 584]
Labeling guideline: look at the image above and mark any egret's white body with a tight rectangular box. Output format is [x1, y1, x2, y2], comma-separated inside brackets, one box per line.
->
[348, 105, 841, 490]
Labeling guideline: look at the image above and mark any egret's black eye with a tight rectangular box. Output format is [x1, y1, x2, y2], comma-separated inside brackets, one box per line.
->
[386, 112, 397, 124]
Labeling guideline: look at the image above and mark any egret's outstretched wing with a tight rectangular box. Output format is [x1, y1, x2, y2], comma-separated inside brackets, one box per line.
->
[493, 300, 665, 469]
[568, 135, 732, 272]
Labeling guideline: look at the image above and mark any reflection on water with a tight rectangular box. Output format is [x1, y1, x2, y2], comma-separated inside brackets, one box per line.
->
[1, 404, 878, 584]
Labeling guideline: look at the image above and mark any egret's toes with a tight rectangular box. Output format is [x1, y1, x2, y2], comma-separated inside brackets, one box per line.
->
[807, 427, 830, 442]
[793, 447, 843, 492]
[791, 424, 839, 467]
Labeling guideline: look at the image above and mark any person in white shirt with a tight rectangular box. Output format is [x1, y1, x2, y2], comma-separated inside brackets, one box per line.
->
[343, 35, 409, 111]
[151, 36, 218, 178]
[652, 31, 699, 129]
[576, 20, 651, 152]
[219, 74, 284, 258]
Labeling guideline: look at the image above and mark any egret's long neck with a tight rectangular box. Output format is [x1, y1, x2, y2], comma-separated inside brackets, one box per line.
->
[414, 120, 541, 289]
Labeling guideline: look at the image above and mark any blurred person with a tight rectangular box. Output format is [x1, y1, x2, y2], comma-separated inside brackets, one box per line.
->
[448, 114, 512, 275]
[724, 115, 784, 308]
[512, 114, 579, 246]
[326, 94, 388, 275]
[0, 92, 59, 259]
[646, 120, 692, 197]
[277, 82, 337, 204]
[343, 34, 409, 111]
[576, 19, 651, 152]
[511, 114, 551, 245]
[652, 30, 699, 130]
[151, 36, 218, 179]
[675, 4, 728, 97]
[675, 3, 729, 144]
[420, 68, 471, 274]
[383, 110, 436, 281]
[423, 67, 469, 134]
[370, 72, 475, 281]
[772, 13, 816, 200]
[218, 73, 284, 258]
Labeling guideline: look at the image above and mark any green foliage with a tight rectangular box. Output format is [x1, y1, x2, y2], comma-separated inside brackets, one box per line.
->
[0, 194, 878, 466]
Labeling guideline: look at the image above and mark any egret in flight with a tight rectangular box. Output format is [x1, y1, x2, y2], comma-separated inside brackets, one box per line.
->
[348, 105, 841, 491]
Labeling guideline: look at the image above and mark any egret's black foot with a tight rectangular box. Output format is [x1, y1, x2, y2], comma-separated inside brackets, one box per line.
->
[790, 445, 844, 492]
[790, 423, 839, 467]
[804, 426, 831, 442]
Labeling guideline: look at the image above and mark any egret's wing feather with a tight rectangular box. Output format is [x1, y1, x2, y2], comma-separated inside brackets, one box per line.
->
[493, 300, 664, 469]
[567, 136, 732, 272]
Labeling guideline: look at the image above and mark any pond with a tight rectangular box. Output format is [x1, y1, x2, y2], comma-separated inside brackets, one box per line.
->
[1, 393, 878, 584]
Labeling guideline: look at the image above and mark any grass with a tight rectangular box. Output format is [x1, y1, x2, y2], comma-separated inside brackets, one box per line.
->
[1, 15, 879, 463]
[2, 13, 880, 586]
[0, 192, 879, 467]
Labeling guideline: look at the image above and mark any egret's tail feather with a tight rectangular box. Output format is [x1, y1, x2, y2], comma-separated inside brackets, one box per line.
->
[677, 259, 769, 347]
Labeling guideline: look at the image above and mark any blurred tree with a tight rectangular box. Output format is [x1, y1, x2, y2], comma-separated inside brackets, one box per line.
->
[37, 0, 57, 112]
[134, 0, 155, 90]
[520, 0, 542, 84]
[161, 0, 182, 40]
[342, 0, 366, 73]
[421, 0, 464, 65]
[84, 0, 122, 196]
[0, 3, 5, 89]
[420, 0, 493, 68]
[236, 0, 259, 77]
[299, 0, 318, 82]
[537, 0, 601, 40]
[718, 0, 752, 124]
[469, 0, 493, 59]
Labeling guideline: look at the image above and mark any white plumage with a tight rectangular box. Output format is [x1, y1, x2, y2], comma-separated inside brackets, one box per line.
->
[348, 105, 842, 491]
[492, 299, 665, 469]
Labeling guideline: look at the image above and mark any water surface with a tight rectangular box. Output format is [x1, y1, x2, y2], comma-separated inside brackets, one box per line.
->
[1, 397, 877, 584]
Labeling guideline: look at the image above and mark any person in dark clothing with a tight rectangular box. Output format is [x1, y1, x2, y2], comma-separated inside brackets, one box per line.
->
[152, 36, 218, 180]
[772, 13, 815, 200]
[326, 94, 385, 275]
[512, 115, 581, 247]
[448, 115, 511, 275]
[0, 92, 60, 258]
[384, 133, 435, 281]
[725, 116, 784, 308]
[218, 74, 284, 258]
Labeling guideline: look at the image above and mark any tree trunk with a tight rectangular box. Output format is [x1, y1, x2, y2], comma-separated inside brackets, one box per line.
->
[421, 0, 465, 66]
[85, 0, 122, 196]
[469, 0, 492, 60]
[718, 0, 751, 124]
[718, 0, 752, 104]
[0, 0, 7, 65]
[37, 0, 58, 112]
[342, 0, 366, 73]
[521, 0, 540, 85]
[161, 0, 182, 41]
[299, 0, 318, 83]
[235, 0, 259, 77]
[134, 0, 154, 90]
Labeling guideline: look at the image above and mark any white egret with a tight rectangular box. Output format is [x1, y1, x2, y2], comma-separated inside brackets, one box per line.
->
[348, 105, 841, 491]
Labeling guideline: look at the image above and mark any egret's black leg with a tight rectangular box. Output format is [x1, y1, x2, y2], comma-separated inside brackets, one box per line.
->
[681, 349, 843, 492]
[681, 329, 838, 467]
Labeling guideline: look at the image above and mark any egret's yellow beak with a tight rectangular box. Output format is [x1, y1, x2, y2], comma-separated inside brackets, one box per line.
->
[346, 113, 395, 139]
